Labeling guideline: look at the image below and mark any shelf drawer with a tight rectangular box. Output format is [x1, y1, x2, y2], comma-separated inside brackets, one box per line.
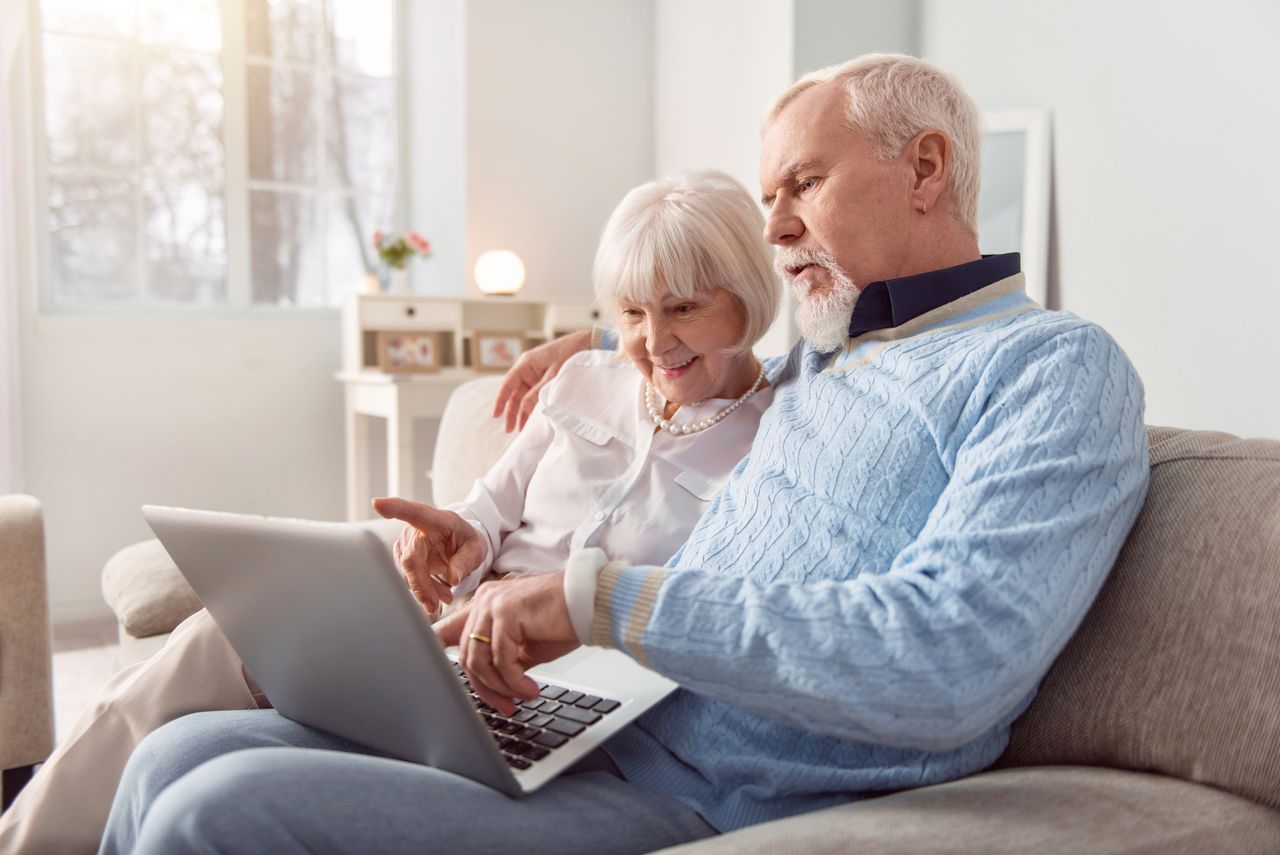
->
[360, 298, 462, 330]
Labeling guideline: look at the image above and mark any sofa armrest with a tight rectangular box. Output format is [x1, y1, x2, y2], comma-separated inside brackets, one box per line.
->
[0, 495, 55, 771]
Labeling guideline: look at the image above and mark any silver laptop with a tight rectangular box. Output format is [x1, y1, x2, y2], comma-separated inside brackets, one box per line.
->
[141, 504, 676, 796]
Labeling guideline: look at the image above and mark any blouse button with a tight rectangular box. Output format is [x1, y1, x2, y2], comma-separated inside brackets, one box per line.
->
[594, 511, 606, 522]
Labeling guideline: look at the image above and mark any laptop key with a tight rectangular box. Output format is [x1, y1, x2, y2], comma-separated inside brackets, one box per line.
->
[576, 695, 602, 709]
[558, 691, 584, 705]
[539, 686, 566, 700]
[509, 739, 543, 759]
[512, 709, 537, 722]
[503, 753, 532, 770]
[546, 718, 586, 737]
[555, 706, 602, 726]
[528, 713, 554, 728]
[520, 699, 546, 712]
[593, 699, 620, 714]
[532, 730, 569, 749]
[516, 725, 541, 740]
[539, 702, 562, 715]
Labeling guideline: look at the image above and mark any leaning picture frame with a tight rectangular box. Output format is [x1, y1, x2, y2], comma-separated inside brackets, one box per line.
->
[376, 330, 442, 373]
[978, 110, 1052, 306]
[470, 330, 527, 373]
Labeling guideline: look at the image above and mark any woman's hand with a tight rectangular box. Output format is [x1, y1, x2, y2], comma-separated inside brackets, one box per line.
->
[372, 497, 487, 613]
[434, 572, 581, 715]
[493, 328, 592, 432]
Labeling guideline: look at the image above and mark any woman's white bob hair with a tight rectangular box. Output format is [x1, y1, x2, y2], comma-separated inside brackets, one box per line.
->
[592, 170, 779, 353]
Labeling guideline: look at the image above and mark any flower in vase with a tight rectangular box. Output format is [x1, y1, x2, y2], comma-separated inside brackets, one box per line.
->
[372, 230, 433, 270]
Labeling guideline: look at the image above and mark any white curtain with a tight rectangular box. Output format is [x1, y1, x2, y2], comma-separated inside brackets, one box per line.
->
[0, 0, 27, 494]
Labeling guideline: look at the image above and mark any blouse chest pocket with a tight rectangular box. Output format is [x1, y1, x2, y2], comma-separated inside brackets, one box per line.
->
[543, 404, 626, 449]
[674, 469, 727, 502]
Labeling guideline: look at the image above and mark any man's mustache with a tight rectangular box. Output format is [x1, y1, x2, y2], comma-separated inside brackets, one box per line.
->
[773, 247, 841, 280]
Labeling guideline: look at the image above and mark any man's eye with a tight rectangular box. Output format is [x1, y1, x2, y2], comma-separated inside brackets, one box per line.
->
[800, 178, 818, 192]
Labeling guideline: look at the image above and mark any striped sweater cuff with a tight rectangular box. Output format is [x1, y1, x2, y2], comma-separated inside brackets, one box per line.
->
[590, 563, 668, 668]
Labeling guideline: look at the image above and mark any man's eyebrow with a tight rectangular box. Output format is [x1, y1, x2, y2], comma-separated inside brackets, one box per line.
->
[761, 160, 821, 206]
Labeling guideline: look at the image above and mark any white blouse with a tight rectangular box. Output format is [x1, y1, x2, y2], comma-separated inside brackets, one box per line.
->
[449, 349, 773, 594]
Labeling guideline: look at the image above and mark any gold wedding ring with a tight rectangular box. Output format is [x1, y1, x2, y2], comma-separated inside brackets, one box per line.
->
[468, 632, 492, 644]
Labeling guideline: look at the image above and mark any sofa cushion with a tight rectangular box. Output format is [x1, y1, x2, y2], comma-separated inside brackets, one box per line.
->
[431, 375, 517, 506]
[101, 538, 202, 639]
[657, 767, 1280, 855]
[998, 427, 1280, 810]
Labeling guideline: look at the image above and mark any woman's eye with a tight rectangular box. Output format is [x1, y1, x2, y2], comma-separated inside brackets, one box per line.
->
[674, 304, 695, 314]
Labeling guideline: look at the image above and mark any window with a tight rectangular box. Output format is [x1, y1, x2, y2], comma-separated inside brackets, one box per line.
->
[36, 0, 401, 310]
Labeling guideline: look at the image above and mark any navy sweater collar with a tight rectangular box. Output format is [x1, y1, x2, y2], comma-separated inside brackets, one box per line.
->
[847, 253, 1021, 338]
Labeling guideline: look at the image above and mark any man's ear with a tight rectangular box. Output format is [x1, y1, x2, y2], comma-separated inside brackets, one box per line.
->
[906, 128, 950, 214]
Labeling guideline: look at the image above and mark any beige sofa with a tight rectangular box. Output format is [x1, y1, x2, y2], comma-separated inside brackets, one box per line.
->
[0, 495, 55, 810]
[101, 379, 1280, 852]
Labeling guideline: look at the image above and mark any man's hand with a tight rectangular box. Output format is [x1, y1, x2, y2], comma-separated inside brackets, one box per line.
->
[435, 572, 581, 715]
[492, 328, 592, 432]
[372, 497, 487, 613]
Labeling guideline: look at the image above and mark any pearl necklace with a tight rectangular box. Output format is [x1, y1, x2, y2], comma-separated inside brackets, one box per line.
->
[645, 364, 767, 436]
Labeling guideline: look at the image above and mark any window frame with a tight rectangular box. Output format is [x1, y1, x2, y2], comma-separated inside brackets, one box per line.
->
[28, 0, 409, 318]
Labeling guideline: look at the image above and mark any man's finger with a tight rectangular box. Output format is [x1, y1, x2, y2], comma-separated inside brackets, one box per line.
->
[469, 672, 517, 717]
[491, 622, 539, 701]
[493, 373, 527, 420]
[434, 606, 470, 645]
[515, 382, 543, 430]
[502, 379, 531, 432]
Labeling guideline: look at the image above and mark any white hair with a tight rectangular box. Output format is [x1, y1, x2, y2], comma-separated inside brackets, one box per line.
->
[592, 170, 779, 352]
[763, 53, 982, 234]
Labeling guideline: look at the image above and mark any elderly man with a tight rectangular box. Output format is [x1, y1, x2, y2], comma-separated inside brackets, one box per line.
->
[97, 53, 1148, 854]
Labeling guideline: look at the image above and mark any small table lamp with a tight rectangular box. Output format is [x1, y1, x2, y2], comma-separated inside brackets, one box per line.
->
[474, 250, 525, 296]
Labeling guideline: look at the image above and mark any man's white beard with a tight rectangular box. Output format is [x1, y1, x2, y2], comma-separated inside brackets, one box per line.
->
[775, 248, 860, 354]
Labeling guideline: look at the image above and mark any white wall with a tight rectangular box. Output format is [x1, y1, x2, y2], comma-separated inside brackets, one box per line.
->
[1, 0, 25, 495]
[466, 0, 655, 302]
[23, 317, 347, 621]
[923, 0, 1280, 438]
[654, 0, 795, 356]
[793, 0, 920, 75]
[404, 0, 468, 297]
[654, 0, 793, 199]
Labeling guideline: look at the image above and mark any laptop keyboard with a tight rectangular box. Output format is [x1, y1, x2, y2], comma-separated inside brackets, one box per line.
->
[452, 663, 621, 770]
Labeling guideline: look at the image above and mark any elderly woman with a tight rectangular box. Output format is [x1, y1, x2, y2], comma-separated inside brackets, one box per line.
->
[383, 170, 778, 617]
[0, 170, 782, 855]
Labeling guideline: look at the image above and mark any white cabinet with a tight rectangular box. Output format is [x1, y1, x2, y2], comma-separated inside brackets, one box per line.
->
[337, 294, 595, 519]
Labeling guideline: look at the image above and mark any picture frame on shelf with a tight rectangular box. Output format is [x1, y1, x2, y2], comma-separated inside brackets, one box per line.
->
[376, 330, 442, 373]
[470, 330, 527, 373]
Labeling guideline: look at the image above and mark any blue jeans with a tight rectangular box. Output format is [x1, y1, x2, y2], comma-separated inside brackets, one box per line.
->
[99, 710, 715, 854]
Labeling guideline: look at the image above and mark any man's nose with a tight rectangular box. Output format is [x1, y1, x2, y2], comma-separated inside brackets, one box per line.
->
[763, 201, 802, 246]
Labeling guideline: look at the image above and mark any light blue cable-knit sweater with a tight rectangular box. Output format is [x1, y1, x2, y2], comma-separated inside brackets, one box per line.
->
[590, 273, 1150, 832]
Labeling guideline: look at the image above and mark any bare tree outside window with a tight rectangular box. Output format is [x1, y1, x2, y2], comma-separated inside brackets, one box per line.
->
[39, 0, 400, 310]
